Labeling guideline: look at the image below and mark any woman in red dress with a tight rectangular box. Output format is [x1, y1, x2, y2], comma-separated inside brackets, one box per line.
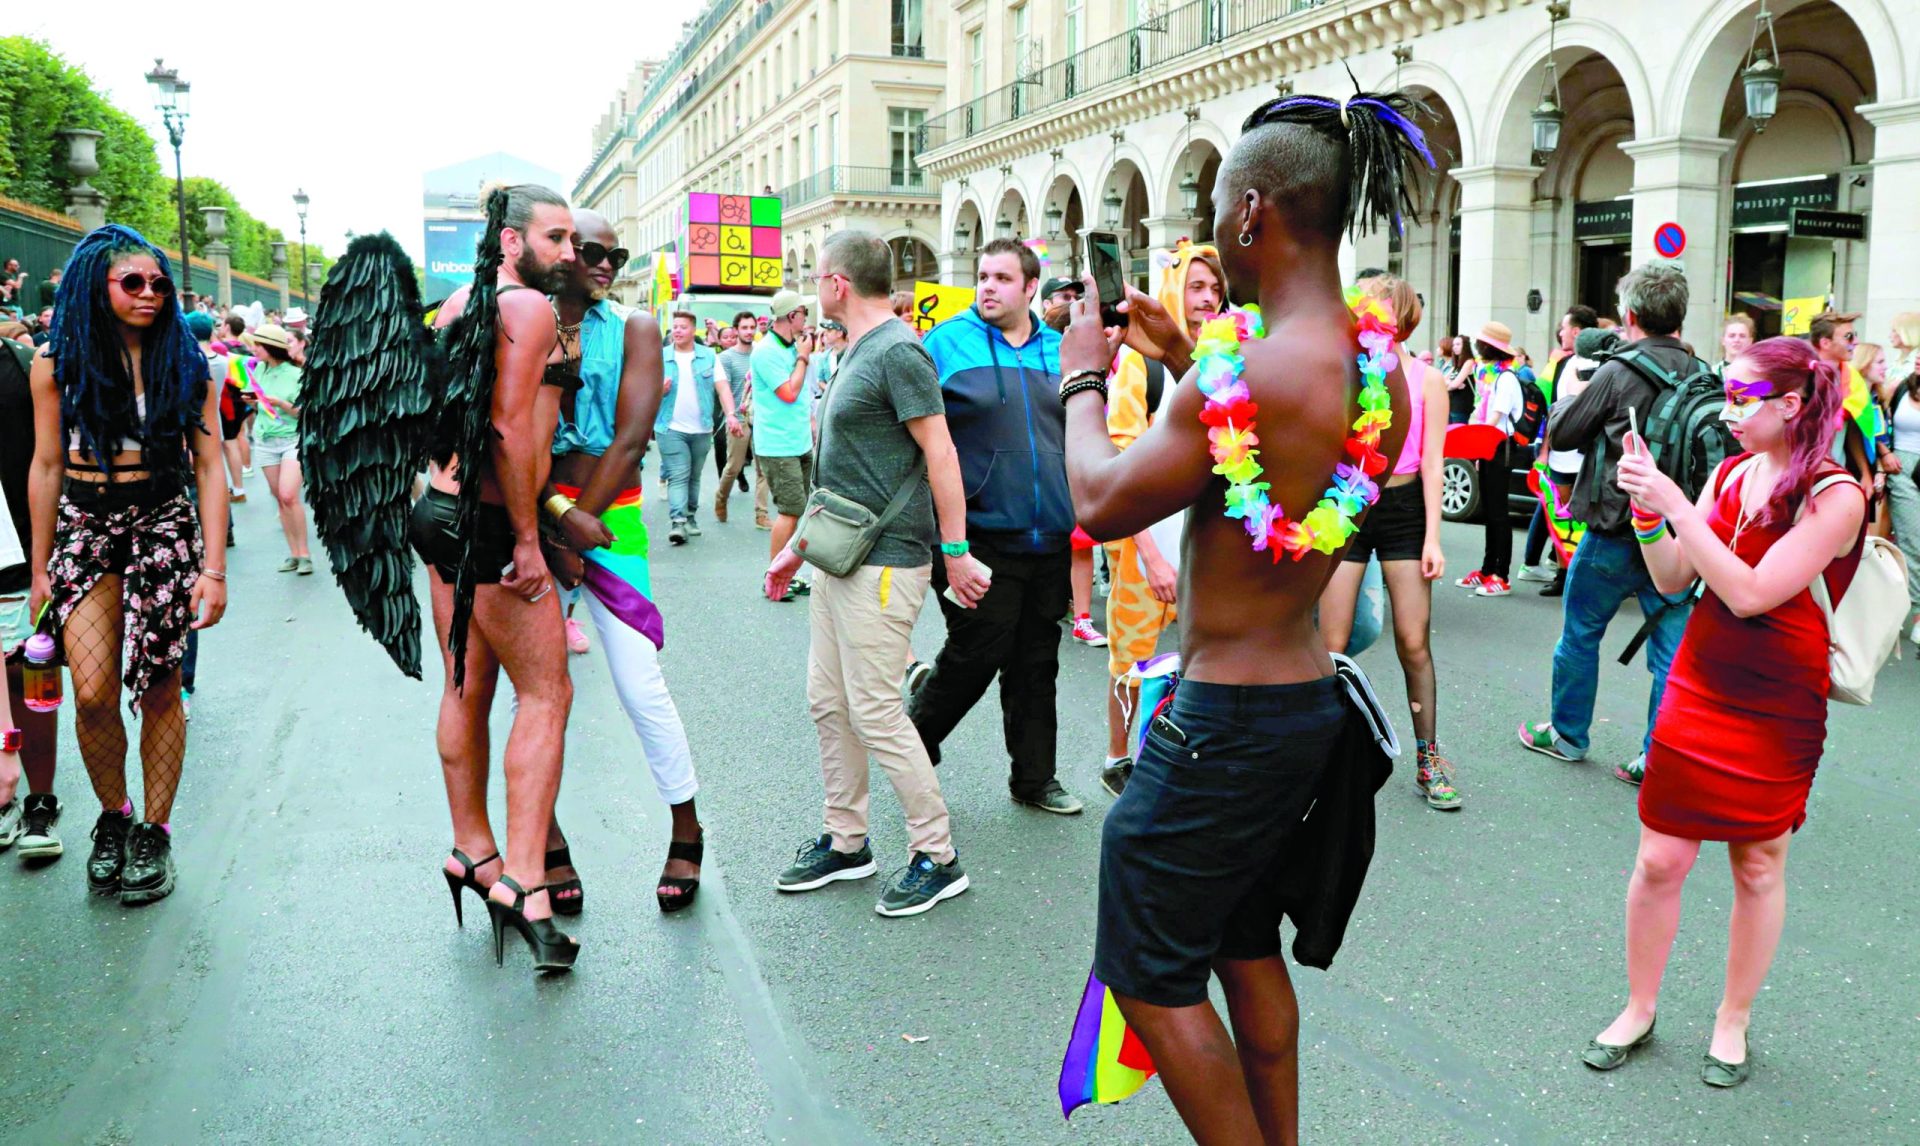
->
[1583, 336, 1865, 1089]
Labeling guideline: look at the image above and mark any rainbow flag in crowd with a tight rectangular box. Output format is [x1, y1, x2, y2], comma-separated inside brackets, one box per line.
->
[228, 354, 276, 419]
[1023, 236, 1051, 271]
[1059, 971, 1157, 1117]
[557, 484, 664, 649]
[1843, 364, 1885, 445]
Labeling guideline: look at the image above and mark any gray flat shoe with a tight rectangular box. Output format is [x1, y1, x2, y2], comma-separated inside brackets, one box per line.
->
[1581, 1017, 1655, 1071]
[1701, 1035, 1750, 1088]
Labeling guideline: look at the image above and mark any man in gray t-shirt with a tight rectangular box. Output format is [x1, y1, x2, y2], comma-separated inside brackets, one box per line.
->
[764, 230, 989, 919]
[811, 319, 944, 566]
[716, 312, 763, 523]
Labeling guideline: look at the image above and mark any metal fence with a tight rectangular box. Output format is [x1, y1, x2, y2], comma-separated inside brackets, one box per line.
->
[920, 0, 1323, 153]
[0, 196, 316, 311]
[777, 165, 940, 209]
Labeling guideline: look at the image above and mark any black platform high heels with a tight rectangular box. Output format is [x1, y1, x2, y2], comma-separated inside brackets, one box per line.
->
[486, 876, 580, 973]
[442, 848, 500, 928]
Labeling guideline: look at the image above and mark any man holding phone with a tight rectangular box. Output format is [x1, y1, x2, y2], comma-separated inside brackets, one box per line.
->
[910, 237, 1084, 816]
[1520, 261, 1697, 784]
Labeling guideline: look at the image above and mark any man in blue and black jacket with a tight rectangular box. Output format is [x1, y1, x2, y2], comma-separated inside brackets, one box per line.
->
[908, 238, 1084, 815]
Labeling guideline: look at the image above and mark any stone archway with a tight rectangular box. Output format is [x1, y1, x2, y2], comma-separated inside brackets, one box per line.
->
[1038, 171, 1087, 276]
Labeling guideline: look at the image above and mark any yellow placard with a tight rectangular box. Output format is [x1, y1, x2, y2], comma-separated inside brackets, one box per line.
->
[1780, 296, 1824, 337]
[912, 282, 976, 334]
[720, 225, 753, 256]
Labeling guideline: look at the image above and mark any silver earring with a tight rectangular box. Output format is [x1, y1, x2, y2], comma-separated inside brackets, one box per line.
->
[1238, 230, 1254, 248]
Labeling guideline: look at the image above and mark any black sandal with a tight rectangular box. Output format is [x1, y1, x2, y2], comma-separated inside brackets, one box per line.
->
[546, 845, 584, 916]
[656, 827, 704, 914]
[486, 876, 579, 973]
[441, 847, 500, 929]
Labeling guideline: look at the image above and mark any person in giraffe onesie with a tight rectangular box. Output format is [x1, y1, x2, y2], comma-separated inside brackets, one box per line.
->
[1095, 241, 1225, 798]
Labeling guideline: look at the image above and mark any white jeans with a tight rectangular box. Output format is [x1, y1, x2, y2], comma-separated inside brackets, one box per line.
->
[578, 586, 700, 805]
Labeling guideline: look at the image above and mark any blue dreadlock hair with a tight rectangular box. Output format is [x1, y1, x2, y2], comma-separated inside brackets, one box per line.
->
[51, 224, 209, 479]
[1231, 89, 1437, 241]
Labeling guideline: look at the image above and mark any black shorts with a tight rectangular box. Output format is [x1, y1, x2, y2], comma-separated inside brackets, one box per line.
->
[408, 489, 514, 585]
[1343, 479, 1425, 564]
[1094, 676, 1345, 1007]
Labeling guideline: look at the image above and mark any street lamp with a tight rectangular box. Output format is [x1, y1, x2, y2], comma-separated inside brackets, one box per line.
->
[1740, 2, 1784, 132]
[996, 215, 1013, 240]
[953, 219, 971, 254]
[1178, 109, 1202, 218]
[1530, 3, 1570, 157]
[1102, 130, 1126, 230]
[293, 187, 311, 306]
[144, 59, 191, 301]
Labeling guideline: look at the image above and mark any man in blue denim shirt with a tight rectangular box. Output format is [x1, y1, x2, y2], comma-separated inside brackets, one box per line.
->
[657, 311, 741, 544]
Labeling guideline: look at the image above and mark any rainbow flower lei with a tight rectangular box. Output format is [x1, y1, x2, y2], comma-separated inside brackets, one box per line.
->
[1193, 288, 1398, 562]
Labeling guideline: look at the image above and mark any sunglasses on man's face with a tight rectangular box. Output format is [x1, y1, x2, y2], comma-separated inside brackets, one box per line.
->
[112, 272, 175, 298]
[573, 241, 630, 272]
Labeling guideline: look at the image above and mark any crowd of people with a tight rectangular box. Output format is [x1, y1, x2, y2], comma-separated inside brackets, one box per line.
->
[0, 78, 1910, 1144]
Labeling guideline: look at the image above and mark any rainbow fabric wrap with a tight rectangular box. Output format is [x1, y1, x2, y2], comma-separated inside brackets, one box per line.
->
[1192, 290, 1396, 561]
[1058, 971, 1158, 1118]
[556, 484, 664, 650]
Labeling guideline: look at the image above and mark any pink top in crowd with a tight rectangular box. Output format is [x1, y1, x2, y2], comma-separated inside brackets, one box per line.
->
[1391, 354, 1426, 477]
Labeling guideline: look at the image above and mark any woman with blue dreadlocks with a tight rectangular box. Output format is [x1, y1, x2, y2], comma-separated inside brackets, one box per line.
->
[25, 225, 229, 907]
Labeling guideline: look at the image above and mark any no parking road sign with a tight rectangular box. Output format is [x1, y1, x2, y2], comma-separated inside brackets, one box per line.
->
[1654, 222, 1687, 258]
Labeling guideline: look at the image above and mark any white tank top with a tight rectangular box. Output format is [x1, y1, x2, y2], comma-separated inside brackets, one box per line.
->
[1893, 392, 1920, 453]
[67, 390, 147, 454]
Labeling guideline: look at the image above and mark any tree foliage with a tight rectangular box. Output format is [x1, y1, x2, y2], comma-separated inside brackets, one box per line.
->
[0, 36, 334, 288]
[0, 36, 170, 238]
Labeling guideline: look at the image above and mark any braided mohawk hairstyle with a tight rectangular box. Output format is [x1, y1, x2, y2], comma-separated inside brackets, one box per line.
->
[1234, 90, 1436, 240]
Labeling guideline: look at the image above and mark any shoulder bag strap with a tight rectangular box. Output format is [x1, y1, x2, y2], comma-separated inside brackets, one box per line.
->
[816, 330, 931, 533]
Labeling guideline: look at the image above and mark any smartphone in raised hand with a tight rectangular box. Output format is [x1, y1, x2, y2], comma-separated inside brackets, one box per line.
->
[1625, 405, 1642, 454]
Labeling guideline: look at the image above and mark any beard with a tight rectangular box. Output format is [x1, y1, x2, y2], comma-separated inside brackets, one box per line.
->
[514, 247, 569, 294]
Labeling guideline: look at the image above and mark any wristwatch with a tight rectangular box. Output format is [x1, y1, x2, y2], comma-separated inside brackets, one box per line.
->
[940, 540, 970, 557]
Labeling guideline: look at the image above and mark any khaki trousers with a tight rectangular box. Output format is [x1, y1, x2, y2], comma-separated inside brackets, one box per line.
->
[807, 563, 954, 862]
[716, 410, 767, 519]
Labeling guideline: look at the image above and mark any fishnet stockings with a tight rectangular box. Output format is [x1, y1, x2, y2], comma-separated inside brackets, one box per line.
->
[62, 575, 189, 823]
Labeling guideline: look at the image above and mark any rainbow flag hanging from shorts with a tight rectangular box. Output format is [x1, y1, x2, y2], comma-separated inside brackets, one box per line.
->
[557, 484, 664, 650]
[1059, 971, 1157, 1118]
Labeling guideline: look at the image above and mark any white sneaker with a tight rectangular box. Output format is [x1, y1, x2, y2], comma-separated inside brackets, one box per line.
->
[0, 799, 20, 849]
[1516, 564, 1556, 583]
[1910, 617, 1920, 646]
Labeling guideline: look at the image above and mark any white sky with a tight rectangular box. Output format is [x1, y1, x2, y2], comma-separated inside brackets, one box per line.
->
[8, 0, 707, 261]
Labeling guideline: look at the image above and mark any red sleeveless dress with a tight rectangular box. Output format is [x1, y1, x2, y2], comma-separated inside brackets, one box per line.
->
[1639, 456, 1864, 843]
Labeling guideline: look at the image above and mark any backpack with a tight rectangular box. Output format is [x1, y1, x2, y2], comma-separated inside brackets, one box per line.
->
[1510, 372, 1548, 447]
[1613, 346, 1737, 501]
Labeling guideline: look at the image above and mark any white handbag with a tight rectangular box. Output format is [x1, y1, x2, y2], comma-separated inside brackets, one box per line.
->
[1805, 475, 1909, 705]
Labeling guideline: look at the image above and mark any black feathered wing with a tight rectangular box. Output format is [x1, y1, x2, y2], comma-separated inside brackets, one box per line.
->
[298, 232, 439, 678]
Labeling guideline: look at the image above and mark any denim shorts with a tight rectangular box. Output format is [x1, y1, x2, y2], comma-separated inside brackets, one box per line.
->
[1094, 675, 1346, 1007]
[0, 591, 29, 657]
[1343, 479, 1425, 564]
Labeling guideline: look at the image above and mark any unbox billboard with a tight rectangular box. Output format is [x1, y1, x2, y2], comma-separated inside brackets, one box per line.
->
[424, 220, 487, 303]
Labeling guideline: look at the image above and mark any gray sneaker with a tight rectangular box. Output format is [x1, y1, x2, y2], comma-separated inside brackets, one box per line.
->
[668, 522, 688, 545]
[1014, 781, 1084, 815]
[17, 793, 62, 860]
[875, 852, 970, 918]
[684, 519, 703, 537]
[0, 798, 20, 850]
[776, 834, 877, 892]
[1100, 760, 1133, 798]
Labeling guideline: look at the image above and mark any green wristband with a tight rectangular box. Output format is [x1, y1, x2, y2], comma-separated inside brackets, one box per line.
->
[940, 540, 970, 557]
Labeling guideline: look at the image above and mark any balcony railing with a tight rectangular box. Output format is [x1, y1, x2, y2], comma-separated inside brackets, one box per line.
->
[620, 0, 796, 169]
[919, 0, 1322, 153]
[892, 42, 926, 58]
[778, 165, 939, 209]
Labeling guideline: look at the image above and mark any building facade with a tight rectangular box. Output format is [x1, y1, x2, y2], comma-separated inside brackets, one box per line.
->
[575, 0, 952, 300]
[918, 0, 1916, 359]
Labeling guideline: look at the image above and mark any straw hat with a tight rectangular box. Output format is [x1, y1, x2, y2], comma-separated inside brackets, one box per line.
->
[1474, 320, 1514, 353]
[244, 323, 292, 351]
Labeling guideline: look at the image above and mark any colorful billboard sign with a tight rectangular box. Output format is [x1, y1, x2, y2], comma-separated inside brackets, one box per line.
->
[423, 219, 487, 303]
[686, 193, 783, 292]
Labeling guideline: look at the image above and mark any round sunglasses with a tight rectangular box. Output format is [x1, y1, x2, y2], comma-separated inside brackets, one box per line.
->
[112, 271, 175, 298]
[573, 241, 630, 273]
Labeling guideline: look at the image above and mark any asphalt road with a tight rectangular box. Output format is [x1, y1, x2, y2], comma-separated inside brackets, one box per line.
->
[3, 467, 1916, 1145]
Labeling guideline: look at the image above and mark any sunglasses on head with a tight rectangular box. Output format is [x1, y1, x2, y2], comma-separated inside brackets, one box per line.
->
[573, 241, 630, 272]
[112, 272, 175, 298]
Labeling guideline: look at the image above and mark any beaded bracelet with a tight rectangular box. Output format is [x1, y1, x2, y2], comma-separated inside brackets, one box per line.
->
[1632, 517, 1668, 545]
[1058, 377, 1109, 407]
